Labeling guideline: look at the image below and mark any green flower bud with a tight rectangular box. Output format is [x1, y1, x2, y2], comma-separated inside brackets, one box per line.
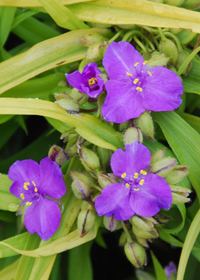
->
[176, 51, 190, 75]
[148, 53, 170, 68]
[55, 97, 79, 113]
[79, 147, 100, 173]
[77, 209, 96, 237]
[103, 215, 121, 231]
[119, 231, 127, 246]
[70, 170, 94, 186]
[65, 136, 78, 157]
[155, 213, 170, 224]
[160, 38, 178, 64]
[170, 184, 191, 196]
[68, 88, 88, 105]
[54, 91, 70, 100]
[136, 112, 154, 140]
[85, 43, 102, 64]
[97, 173, 117, 189]
[48, 145, 68, 166]
[124, 241, 147, 268]
[136, 236, 149, 248]
[79, 32, 104, 47]
[124, 127, 143, 145]
[130, 216, 153, 232]
[151, 157, 177, 178]
[182, 0, 200, 9]
[164, 0, 185, 6]
[71, 179, 91, 200]
[119, 121, 129, 132]
[151, 149, 165, 164]
[132, 224, 159, 239]
[165, 169, 189, 184]
[169, 28, 183, 35]
[172, 192, 190, 204]
[97, 147, 111, 170]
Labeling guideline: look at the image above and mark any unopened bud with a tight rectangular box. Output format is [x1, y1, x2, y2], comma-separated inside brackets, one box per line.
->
[119, 121, 129, 132]
[48, 145, 69, 166]
[54, 90, 70, 100]
[55, 98, 79, 113]
[124, 241, 147, 268]
[130, 216, 153, 232]
[79, 32, 104, 47]
[71, 179, 91, 200]
[151, 157, 177, 178]
[124, 127, 143, 145]
[136, 112, 154, 140]
[172, 192, 190, 204]
[97, 147, 111, 170]
[151, 149, 165, 164]
[77, 209, 96, 237]
[103, 215, 121, 231]
[85, 43, 102, 63]
[164, 0, 185, 6]
[136, 236, 149, 248]
[119, 231, 127, 246]
[79, 147, 100, 173]
[160, 38, 178, 64]
[70, 170, 93, 186]
[65, 136, 78, 157]
[68, 88, 88, 105]
[132, 224, 159, 239]
[182, 0, 200, 10]
[170, 184, 191, 196]
[97, 173, 117, 189]
[148, 53, 170, 68]
[176, 51, 190, 75]
[155, 213, 170, 224]
[165, 169, 189, 184]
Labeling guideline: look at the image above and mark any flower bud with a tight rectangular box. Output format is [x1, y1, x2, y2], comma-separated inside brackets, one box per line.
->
[77, 209, 96, 237]
[85, 43, 102, 64]
[151, 149, 165, 164]
[176, 51, 190, 75]
[172, 192, 190, 204]
[54, 91, 70, 100]
[136, 236, 149, 248]
[160, 38, 178, 64]
[97, 173, 117, 189]
[124, 241, 147, 268]
[79, 147, 100, 173]
[48, 145, 69, 166]
[165, 169, 189, 184]
[119, 121, 129, 132]
[103, 215, 121, 231]
[55, 97, 79, 113]
[130, 215, 153, 232]
[124, 127, 143, 145]
[68, 88, 88, 105]
[182, 0, 200, 9]
[155, 213, 171, 224]
[151, 157, 177, 178]
[170, 184, 191, 196]
[136, 112, 154, 140]
[97, 147, 111, 170]
[132, 224, 159, 239]
[119, 231, 127, 246]
[79, 32, 104, 47]
[164, 0, 185, 6]
[71, 179, 91, 200]
[65, 136, 78, 157]
[148, 53, 170, 68]
[70, 170, 93, 186]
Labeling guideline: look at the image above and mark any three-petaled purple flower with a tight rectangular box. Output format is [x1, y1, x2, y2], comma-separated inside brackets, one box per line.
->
[66, 63, 104, 98]
[102, 41, 183, 123]
[95, 142, 172, 220]
[8, 157, 66, 241]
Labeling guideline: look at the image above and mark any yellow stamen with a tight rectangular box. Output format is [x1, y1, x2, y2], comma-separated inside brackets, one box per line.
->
[34, 187, 38, 193]
[23, 185, 29, 190]
[126, 183, 130, 188]
[143, 60, 148, 65]
[26, 202, 32, 206]
[134, 62, 139, 67]
[126, 72, 132, 76]
[139, 179, 145, 185]
[88, 77, 97, 86]
[136, 87, 143, 92]
[20, 193, 25, 200]
[121, 173, 127, 178]
[148, 71, 152, 76]
[140, 170, 147, 175]
[133, 78, 139, 85]
[134, 173, 138, 179]
[134, 188, 140, 191]
[32, 181, 36, 187]
[24, 182, 30, 186]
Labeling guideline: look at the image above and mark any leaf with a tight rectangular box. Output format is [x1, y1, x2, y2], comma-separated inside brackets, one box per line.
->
[0, 28, 108, 94]
[152, 111, 200, 203]
[182, 60, 200, 95]
[38, 0, 89, 30]
[0, 98, 123, 150]
[0, 7, 16, 49]
[177, 112, 200, 134]
[0, 0, 93, 7]
[0, 259, 20, 280]
[150, 251, 168, 280]
[177, 209, 200, 280]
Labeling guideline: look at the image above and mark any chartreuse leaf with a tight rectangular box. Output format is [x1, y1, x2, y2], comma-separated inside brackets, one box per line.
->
[0, 0, 92, 7]
[177, 209, 200, 280]
[150, 251, 168, 280]
[177, 112, 200, 134]
[38, 0, 89, 30]
[0, 28, 109, 94]
[0, 258, 20, 280]
[69, 0, 200, 32]
[0, 98, 123, 150]
[152, 111, 200, 203]
[0, 7, 16, 49]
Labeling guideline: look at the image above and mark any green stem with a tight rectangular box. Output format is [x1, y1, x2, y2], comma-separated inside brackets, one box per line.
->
[122, 30, 143, 42]
[178, 46, 200, 76]
[133, 36, 147, 52]
[109, 30, 125, 43]
[121, 221, 133, 242]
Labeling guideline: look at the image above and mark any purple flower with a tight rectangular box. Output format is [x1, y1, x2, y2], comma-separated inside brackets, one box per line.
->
[66, 63, 104, 98]
[95, 142, 172, 220]
[165, 262, 177, 279]
[8, 157, 66, 241]
[102, 41, 183, 123]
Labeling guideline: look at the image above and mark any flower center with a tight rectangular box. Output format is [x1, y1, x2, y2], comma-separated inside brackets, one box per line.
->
[20, 180, 39, 206]
[121, 170, 147, 191]
[88, 77, 99, 92]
